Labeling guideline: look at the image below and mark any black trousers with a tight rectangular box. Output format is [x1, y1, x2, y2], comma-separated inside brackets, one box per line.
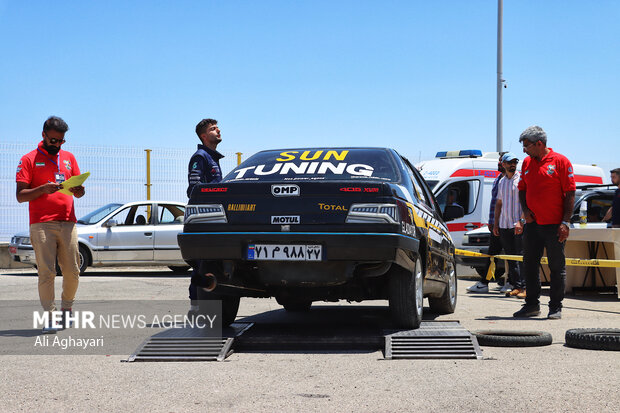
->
[523, 222, 566, 311]
[498, 228, 525, 289]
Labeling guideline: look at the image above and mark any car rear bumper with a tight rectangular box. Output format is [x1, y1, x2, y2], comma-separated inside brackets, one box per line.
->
[178, 231, 419, 262]
[9, 246, 36, 265]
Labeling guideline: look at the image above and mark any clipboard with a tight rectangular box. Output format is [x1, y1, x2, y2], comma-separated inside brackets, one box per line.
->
[58, 172, 90, 196]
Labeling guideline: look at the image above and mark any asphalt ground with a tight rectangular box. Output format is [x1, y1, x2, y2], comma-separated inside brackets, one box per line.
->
[0, 265, 618, 412]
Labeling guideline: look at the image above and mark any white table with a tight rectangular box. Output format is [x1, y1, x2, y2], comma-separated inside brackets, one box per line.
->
[562, 226, 620, 298]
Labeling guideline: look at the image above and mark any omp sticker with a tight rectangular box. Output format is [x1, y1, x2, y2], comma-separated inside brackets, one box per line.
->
[271, 184, 300, 196]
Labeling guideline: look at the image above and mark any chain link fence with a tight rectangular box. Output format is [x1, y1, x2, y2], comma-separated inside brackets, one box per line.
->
[0, 142, 240, 242]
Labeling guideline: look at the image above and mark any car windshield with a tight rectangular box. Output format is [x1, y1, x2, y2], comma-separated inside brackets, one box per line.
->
[223, 148, 399, 182]
[77, 203, 123, 224]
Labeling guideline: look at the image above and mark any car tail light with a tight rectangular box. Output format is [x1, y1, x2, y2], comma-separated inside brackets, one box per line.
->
[184, 204, 227, 224]
[346, 203, 399, 224]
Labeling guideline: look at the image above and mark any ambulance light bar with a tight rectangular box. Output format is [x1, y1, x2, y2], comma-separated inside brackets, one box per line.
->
[435, 150, 483, 158]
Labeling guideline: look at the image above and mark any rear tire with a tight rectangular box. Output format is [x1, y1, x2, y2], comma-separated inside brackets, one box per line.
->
[197, 287, 240, 327]
[388, 257, 423, 329]
[429, 264, 457, 314]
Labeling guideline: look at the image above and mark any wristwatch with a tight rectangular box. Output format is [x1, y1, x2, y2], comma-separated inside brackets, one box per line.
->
[561, 221, 570, 228]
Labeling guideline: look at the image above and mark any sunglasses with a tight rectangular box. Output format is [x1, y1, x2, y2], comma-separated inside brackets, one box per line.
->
[45, 134, 65, 144]
[522, 140, 536, 149]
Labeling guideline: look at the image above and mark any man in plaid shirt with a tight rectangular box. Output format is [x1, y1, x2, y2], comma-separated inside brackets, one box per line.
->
[493, 153, 526, 298]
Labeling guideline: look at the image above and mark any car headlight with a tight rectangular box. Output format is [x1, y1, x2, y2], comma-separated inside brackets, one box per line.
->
[346, 203, 399, 224]
[184, 204, 227, 224]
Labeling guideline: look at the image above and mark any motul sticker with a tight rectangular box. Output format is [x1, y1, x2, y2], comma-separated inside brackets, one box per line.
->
[271, 215, 300, 224]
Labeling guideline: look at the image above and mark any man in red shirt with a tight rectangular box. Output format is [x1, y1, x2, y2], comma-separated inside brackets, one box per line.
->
[16, 116, 85, 333]
[514, 126, 575, 319]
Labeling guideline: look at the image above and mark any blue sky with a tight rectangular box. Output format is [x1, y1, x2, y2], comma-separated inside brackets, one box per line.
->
[1, 0, 618, 173]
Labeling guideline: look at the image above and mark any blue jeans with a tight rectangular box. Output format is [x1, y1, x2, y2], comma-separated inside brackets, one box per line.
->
[523, 222, 566, 311]
[498, 228, 525, 289]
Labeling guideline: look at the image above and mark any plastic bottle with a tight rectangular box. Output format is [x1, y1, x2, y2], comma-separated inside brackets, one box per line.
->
[579, 201, 587, 227]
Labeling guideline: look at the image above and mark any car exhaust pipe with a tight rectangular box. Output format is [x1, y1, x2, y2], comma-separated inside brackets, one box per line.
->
[202, 272, 217, 292]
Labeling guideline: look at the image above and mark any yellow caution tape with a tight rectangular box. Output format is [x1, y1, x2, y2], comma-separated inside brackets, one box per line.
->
[486, 259, 495, 281]
[454, 248, 620, 281]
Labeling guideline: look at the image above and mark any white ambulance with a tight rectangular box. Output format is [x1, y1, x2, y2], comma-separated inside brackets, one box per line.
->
[415, 149, 605, 250]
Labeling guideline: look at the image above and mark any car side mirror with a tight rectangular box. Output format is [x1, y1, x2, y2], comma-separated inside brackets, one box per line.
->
[443, 205, 464, 222]
[103, 219, 118, 228]
[175, 215, 184, 224]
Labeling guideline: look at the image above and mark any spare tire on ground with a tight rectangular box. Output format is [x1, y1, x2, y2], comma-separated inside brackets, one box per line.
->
[565, 328, 620, 351]
[474, 330, 552, 347]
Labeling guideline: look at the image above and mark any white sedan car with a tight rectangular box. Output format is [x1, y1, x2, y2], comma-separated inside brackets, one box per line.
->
[9, 201, 190, 274]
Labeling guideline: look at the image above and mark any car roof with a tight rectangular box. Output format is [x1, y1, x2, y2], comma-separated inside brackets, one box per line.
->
[256, 146, 392, 150]
[119, 200, 186, 206]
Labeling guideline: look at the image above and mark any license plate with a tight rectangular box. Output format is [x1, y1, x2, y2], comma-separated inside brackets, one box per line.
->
[247, 244, 322, 261]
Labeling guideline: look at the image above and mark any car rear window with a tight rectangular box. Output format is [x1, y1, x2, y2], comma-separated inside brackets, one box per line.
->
[224, 148, 399, 182]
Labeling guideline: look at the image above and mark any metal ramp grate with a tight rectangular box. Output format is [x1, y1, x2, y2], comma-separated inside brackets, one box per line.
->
[127, 337, 234, 362]
[126, 322, 252, 362]
[384, 321, 482, 360]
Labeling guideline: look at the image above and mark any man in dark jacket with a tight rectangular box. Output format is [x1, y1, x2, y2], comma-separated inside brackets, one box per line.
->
[187, 118, 224, 316]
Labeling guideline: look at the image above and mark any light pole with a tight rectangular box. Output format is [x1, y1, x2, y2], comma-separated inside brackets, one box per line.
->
[145, 149, 152, 200]
[496, 0, 504, 152]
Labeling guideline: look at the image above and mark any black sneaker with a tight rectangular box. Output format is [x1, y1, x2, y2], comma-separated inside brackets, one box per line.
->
[513, 304, 541, 318]
[547, 309, 562, 319]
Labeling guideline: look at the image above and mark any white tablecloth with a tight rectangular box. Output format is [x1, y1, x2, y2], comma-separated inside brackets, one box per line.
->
[563, 227, 620, 298]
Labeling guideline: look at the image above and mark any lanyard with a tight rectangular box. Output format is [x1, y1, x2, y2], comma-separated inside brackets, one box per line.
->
[37, 149, 60, 172]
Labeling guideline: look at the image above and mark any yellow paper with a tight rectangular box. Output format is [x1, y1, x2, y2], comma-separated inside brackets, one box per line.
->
[58, 172, 90, 196]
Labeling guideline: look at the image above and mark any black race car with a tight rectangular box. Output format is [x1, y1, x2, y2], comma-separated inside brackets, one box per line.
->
[178, 148, 463, 328]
